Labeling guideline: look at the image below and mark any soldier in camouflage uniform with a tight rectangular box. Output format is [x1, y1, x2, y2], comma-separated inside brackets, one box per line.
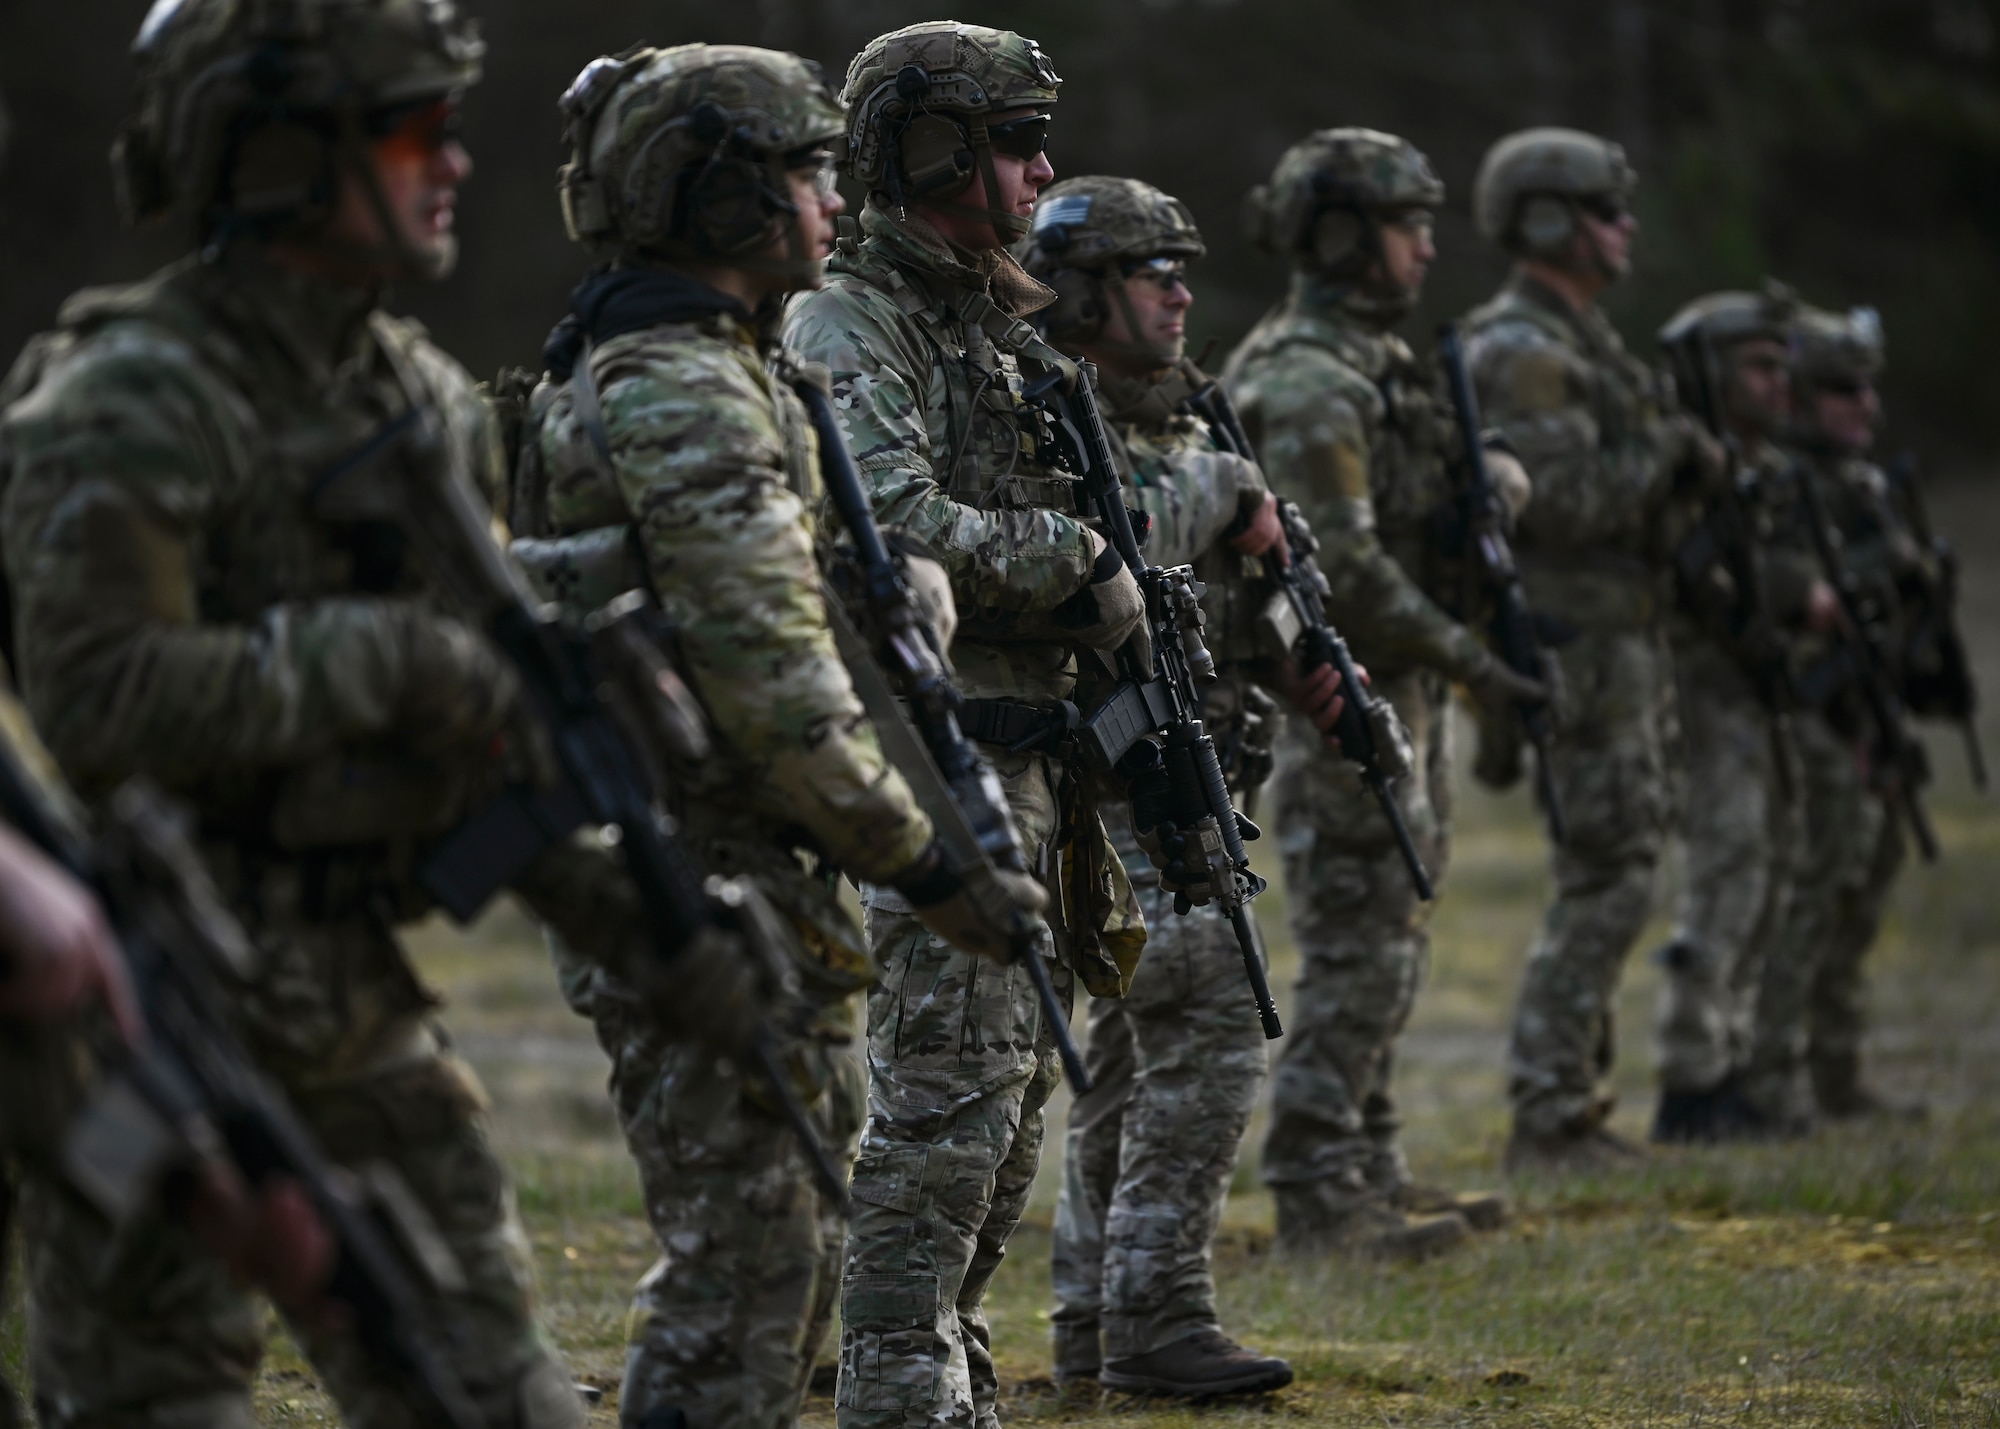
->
[785, 24, 1155, 1429]
[1741, 306, 1929, 1130]
[0, 3, 731, 1424]
[1224, 130, 1530, 1244]
[1016, 175, 1313, 1397]
[1647, 287, 1832, 1142]
[511, 44, 1039, 1429]
[1459, 129, 1717, 1170]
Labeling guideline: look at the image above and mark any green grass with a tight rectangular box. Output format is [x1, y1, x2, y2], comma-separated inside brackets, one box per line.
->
[9, 484, 2000, 1426]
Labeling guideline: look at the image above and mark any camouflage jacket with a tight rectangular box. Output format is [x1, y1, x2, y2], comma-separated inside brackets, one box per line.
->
[517, 286, 935, 991]
[0, 252, 544, 921]
[1223, 275, 1491, 683]
[1461, 271, 1676, 629]
[783, 203, 1099, 703]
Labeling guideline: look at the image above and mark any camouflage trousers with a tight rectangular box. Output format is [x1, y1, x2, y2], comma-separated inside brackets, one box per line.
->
[1653, 638, 1799, 1094]
[1507, 625, 1676, 1138]
[1742, 711, 1901, 1123]
[1048, 828, 1267, 1368]
[587, 994, 862, 1429]
[838, 746, 1075, 1429]
[25, 901, 580, 1429]
[1262, 669, 1450, 1208]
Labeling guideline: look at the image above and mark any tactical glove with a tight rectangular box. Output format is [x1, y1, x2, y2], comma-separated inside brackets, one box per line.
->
[1053, 540, 1151, 667]
[384, 604, 519, 755]
[894, 840, 1049, 965]
[1465, 650, 1552, 716]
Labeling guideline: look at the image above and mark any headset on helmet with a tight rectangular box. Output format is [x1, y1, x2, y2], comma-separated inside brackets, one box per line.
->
[838, 23, 1060, 242]
[556, 44, 843, 282]
[1016, 176, 1202, 366]
[1472, 127, 1636, 265]
[113, 0, 482, 276]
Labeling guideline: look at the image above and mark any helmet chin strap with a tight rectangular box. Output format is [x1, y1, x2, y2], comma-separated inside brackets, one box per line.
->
[1089, 272, 1181, 369]
[919, 123, 1031, 243]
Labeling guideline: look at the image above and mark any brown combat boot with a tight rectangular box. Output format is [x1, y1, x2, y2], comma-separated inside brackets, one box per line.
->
[1393, 1181, 1509, 1231]
[1099, 1328, 1293, 1398]
[1503, 1123, 1646, 1175]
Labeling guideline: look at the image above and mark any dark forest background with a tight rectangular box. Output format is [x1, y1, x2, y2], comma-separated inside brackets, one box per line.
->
[3, 0, 1998, 466]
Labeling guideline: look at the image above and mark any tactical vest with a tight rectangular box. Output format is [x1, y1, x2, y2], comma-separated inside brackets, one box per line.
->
[1228, 308, 1462, 605]
[0, 258, 501, 901]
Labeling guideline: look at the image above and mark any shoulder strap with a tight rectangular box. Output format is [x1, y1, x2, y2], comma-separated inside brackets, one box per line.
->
[569, 336, 618, 475]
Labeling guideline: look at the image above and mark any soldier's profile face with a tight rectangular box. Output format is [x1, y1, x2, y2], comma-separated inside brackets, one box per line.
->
[1094, 257, 1190, 372]
[1576, 205, 1636, 277]
[1727, 338, 1791, 434]
[917, 106, 1054, 252]
[773, 159, 846, 288]
[1811, 380, 1880, 454]
[325, 99, 474, 281]
[1373, 213, 1435, 298]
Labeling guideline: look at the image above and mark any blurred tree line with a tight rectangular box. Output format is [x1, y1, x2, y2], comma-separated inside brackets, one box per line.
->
[3, 0, 1996, 464]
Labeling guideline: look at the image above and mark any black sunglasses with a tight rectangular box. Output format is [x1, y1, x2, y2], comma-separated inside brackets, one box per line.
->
[1578, 194, 1628, 224]
[985, 114, 1050, 162]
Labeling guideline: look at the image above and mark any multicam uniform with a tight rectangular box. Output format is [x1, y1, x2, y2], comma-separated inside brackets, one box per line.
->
[1647, 289, 1810, 1135]
[784, 24, 1146, 1429]
[1044, 359, 1274, 1371]
[1225, 130, 1514, 1241]
[0, 4, 610, 1424]
[511, 44, 943, 1429]
[1743, 311, 1930, 1127]
[1461, 130, 1691, 1152]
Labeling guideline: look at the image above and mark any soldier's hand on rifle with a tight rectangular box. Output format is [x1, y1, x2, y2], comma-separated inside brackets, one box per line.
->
[186, 1169, 336, 1323]
[1276, 656, 1352, 752]
[895, 840, 1048, 964]
[1227, 492, 1288, 561]
[1465, 650, 1551, 716]
[1806, 579, 1843, 634]
[0, 823, 142, 1041]
[1484, 448, 1533, 522]
[383, 603, 520, 756]
[1054, 533, 1151, 668]
[1665, 415, 1729, 492]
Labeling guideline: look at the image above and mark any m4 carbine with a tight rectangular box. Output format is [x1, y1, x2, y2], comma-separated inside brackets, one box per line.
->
[1790, 459, 1940, 861]
[0, 754, 487, 1429]
[1432, 324, 1569, 844]
[1024, 360, 1284, 1041]
[1884, 452, 1985, 791]
[793, 372, 1094, 1093]
[314, 398, 852, 1213]
[1183, 377, 1434, 902]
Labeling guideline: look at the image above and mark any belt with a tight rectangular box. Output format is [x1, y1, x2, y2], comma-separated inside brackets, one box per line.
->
[959, 697, 1080, 754]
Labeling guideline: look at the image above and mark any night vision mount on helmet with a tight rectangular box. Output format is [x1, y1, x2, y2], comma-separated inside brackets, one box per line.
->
[114, 0, 483, 275]
[838, 21, 1060, 241]
[556, 43, 843, 282]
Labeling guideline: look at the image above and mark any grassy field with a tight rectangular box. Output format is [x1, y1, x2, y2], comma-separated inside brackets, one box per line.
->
[9, 486, 2000, 1426]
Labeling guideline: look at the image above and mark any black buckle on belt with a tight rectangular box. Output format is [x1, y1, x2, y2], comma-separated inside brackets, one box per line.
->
[960, 698, 1080, 754]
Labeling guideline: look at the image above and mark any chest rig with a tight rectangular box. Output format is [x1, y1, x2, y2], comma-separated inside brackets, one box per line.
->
[840, 245, 1081, 516]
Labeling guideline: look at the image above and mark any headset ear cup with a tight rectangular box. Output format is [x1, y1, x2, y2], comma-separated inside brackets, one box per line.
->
[1517, 195, 1574, 257]
[688, 157, 778, 256]
[226, 119, 334, 224]
[1309, 209, 1366, 270]
[898, 113, 975, 199]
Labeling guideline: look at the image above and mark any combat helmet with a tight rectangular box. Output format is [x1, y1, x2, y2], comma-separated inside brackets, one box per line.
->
[1791, 303, 1885, 393]
[557, 44, 842, 281]
[1017, 175, 1202, 361]
[1472, 127, 1635, 262]
[114, 0, 483, 273]
[1245, 127, 1443, 290]
[839, 21, 1060, 240]
[1658, 281, 1798, 433]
